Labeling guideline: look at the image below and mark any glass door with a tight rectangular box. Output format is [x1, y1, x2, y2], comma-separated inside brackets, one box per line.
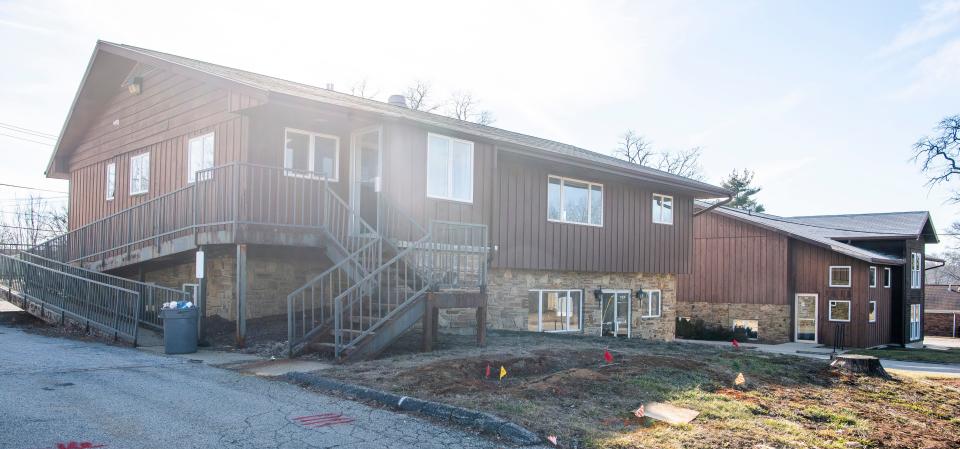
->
[350, 127, 381, 234]
[795, 294, 818, 343]
[600, 290, 632, 337]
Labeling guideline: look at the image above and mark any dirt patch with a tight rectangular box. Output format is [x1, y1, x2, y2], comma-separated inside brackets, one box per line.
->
[317, 331, 960, 449]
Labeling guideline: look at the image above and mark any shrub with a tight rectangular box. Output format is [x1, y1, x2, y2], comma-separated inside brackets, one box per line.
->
[676, 317, 754, 342]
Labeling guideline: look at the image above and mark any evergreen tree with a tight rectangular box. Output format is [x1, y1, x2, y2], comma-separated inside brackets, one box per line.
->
[720, 169, 765, 213]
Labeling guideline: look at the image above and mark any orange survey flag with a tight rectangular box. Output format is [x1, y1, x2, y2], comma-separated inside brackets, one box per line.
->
[499, 365, 507, 380]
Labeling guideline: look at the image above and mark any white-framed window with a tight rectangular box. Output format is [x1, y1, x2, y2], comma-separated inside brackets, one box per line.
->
[105, 162, 116, 200]
[732, 319, 759, 340]
[183, 283, 200, 302]
[426, 133, 473, 203]
[829, 266, 851, 288]
[129, 152, 150, 195]
[868, 266, 877, 288]
[652, 193, 674, 225]
[527, 289, 583, 332]
[883, 267, 891, 288]
[910, 303, 921, 340]
[547, 175, 603, 226]
[187, 132, 215, 183]
[641, 289, 662, 318]
[868, 301, 877, 323]
[910, 252, 922, 289]
[283, 128, 339, 181]
[828, 300, 851, 322]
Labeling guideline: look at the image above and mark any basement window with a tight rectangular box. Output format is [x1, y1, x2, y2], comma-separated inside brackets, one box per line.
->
[528, 289, 582, 332]
[829, 266, 851, 287]
[828, 300, 851, 322]
[868, 266, 877, 288]
[868, 301, 876, 323]
[641, 289, 662, 318]
[732, 319, 759, 340]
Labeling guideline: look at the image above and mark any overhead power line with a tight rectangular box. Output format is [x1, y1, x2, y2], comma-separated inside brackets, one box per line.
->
[0, 183, 68, 194]
[0, 122, 57, 139]
[0, 132, 54, 146]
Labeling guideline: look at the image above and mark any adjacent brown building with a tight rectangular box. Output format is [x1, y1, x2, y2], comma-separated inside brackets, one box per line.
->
[925, 285, 959, 338]
[678, 205, 938, 348]
[31, 41, 731, 358]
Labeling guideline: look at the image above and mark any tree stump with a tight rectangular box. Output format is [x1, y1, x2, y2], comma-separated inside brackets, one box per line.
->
[829, 354, 890, 378]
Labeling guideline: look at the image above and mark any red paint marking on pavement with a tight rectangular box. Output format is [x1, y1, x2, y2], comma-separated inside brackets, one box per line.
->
[292, 413, 354, 428]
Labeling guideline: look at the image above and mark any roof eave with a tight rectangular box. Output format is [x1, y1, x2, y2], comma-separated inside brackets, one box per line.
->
[44, 42, 103, 180]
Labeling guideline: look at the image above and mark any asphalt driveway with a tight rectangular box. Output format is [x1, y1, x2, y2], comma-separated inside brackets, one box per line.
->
[0, 325, 510, 449]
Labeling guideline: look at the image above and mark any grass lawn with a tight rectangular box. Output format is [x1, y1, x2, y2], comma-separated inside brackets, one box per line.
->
[316, 331, 960, 449]
[848, 347, 960, 364]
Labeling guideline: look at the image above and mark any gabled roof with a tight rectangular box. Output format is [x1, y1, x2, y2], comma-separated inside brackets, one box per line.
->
[697, 203, 939, 265]
[47, 41, 730, 198]
[926, 285, 960, 312]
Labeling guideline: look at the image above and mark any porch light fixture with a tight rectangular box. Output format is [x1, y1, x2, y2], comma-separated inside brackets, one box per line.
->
[593, 287, 603, 304]
[635, 288, 646, 300]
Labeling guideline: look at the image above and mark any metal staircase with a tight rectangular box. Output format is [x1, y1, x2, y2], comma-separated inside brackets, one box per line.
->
[287, 194, 488, 360]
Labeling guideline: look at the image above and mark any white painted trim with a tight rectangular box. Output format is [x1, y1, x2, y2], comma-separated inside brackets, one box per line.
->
[868, 300, 877, 323]
[527, 288, 584, 333]
[546, 174, 604, 227]
[283, 127, 340, 182]
[909, 303, 922, 340]
[129, 152, 150, 196]
[349, 125, 383, 229]
[795, 293, 818, 343]
[426, 132, 474, 203]
[868, 266, 877, 288]
[641, 289, 662, 318]
[883, 267, 892, 288]
[652, 193, 674, 225]
[828, 300, 851, 322]
[105, 162, 116, 201]
[187, 132, 215, 184]
[828, 265, 852, 288]
[600, 289, 631, 337]
[910, 252, 922, 289]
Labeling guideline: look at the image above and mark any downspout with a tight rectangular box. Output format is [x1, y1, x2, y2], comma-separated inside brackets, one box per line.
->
[693, 195, 733, 216]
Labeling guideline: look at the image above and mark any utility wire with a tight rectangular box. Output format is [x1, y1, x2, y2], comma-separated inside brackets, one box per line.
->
[0, 183, 67, 194]
[0, 132, 54, 146]
[0, 122, 57, 139]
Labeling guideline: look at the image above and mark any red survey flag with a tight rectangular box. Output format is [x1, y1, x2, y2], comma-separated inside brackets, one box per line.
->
[731, 338, 740, 349]
[485, 363, 491, 378]
[603, 350, 613, 363]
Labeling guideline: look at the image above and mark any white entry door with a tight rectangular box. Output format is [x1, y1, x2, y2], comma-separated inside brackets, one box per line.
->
[600, 290, 632, 337]
[795, 294, 818, 343]
[349, 126, 382, 232]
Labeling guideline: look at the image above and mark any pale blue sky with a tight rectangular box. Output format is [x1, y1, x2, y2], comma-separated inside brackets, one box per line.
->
[1, 1, 958, 249]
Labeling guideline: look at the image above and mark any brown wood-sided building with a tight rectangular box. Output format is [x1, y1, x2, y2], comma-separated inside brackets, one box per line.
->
[35, 41, 731, 357]
[678, 205, 938, 348]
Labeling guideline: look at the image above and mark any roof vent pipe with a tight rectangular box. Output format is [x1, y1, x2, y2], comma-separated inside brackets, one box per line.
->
[388, 94, 407, 108]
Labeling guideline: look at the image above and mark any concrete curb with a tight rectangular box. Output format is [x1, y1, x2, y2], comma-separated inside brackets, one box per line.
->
[286, 372, 541, 446]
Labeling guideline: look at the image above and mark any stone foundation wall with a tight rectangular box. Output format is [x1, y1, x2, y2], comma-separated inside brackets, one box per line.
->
[675, 301, 791, 343]
[925, 312, 957, 337]
[439, 268, 677, 342]
[112, 245, 330, 321]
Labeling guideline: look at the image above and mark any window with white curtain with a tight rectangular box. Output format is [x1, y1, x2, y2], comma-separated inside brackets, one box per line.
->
[187, 132, 215, 183]
[129, 152, 150, 195]
[652, 193, 673, 225]
[105, 162, 116, 200]
[426, 133, 473, 203]
[547, 175, 603, 226]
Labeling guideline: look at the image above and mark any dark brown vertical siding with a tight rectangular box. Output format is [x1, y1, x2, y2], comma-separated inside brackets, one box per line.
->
[677, 212, 789, 306]
[789, 240, 893, 348]
[66, 68, 250, 230]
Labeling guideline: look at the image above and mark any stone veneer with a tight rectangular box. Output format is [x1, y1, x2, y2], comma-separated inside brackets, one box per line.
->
[439, 268, 677, 341]
[114, 245, 330, 321]
[674, 302, 792, 344]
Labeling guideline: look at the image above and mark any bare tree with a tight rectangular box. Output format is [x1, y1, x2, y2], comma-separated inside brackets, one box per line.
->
[0, 195, 67, 251]
[349, 79, 379, 100]
[657, 147, 705, 181]
[614, 130, 655, 165]
[914, 114, 960, 202]
[447, 91, 495, 125]
[404, 80, 441, 112]
[927, 248, 960, 285]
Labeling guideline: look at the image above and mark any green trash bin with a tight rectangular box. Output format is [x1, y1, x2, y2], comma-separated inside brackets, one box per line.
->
[159, 307, 198, 354]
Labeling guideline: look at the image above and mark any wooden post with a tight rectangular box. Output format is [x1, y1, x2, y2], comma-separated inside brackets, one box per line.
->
[422, 295, 433, 352]
[197, 246, 208, 345]
[236, 244, 247, 348]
